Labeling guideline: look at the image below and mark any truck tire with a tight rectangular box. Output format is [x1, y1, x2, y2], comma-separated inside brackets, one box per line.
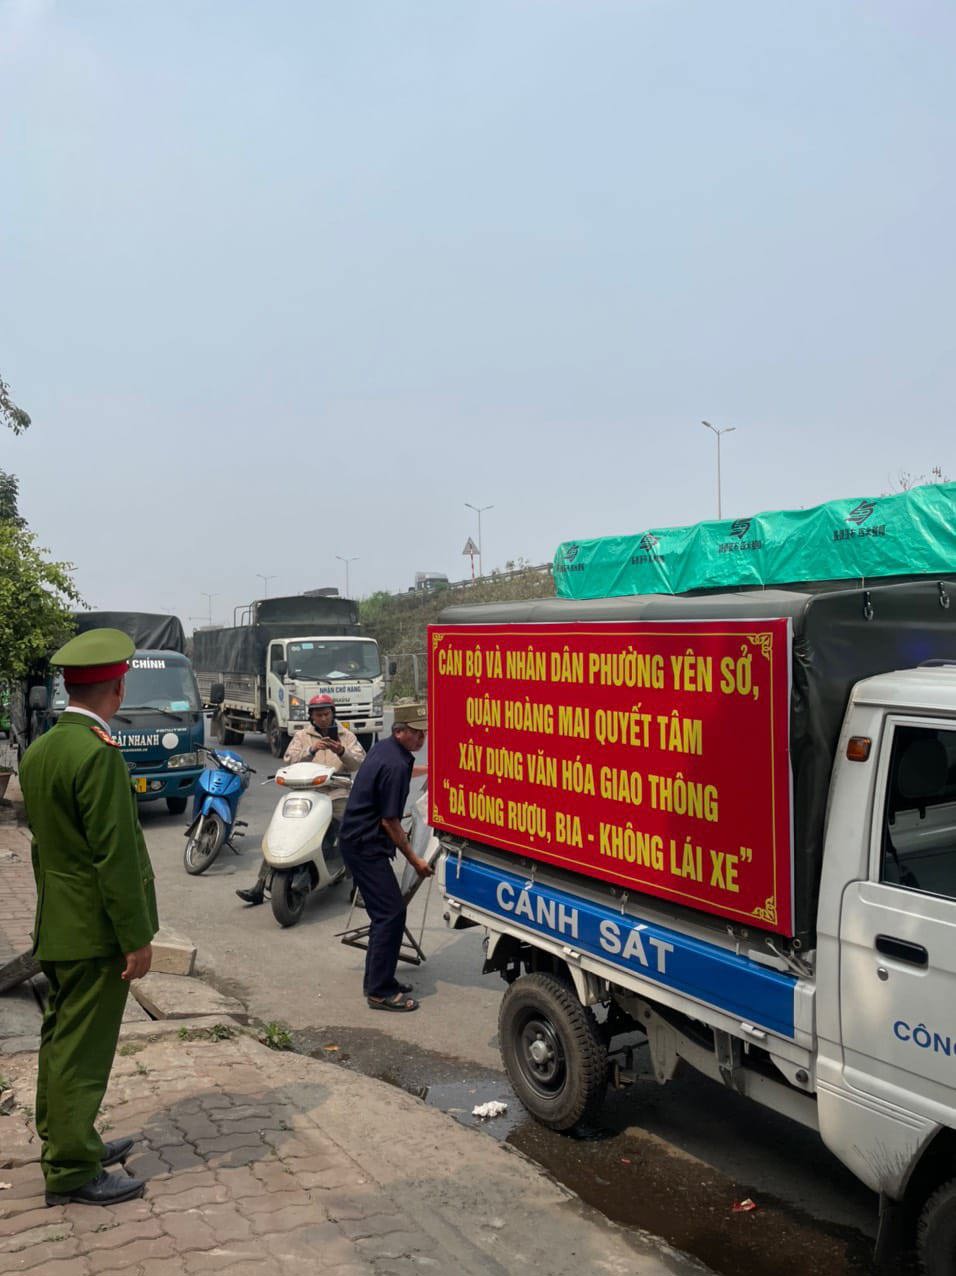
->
[918, 1179, 956, 1275]
[357, 732, 376, 752]
[165, 796, 188, 815]
[498, 972, 607, 1131]
[266, 714, 290, 758]
[221, 722, 244, 746]
[270, 869, 308, 927]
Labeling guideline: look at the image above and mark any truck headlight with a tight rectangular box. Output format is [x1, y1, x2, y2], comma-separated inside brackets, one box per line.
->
[168, 752, 199, 769]
[289, 696, 307, 721]
[372, 693, 384, 715]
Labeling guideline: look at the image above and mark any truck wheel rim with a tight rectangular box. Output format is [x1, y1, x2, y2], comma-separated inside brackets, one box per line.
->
[517, 1014, 565, 1094]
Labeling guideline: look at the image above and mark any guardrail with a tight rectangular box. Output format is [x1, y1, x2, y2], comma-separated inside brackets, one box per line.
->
[400, 561, 552, 598]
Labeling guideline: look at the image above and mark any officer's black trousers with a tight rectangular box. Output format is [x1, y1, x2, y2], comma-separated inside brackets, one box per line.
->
[340, 846, 406, 999]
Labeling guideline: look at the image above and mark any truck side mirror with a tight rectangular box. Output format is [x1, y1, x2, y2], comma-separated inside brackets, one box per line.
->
[388, 660, 398, 677]
[210, 682, 225, 705]
[28, 686, 49, 711]
[276, 660, 288, 679]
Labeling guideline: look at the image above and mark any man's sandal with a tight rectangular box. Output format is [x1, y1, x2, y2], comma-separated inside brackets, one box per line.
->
[367, 992, 419, 1012]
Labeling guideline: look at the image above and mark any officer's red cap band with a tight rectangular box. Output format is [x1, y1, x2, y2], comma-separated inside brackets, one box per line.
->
[62, 661, 130, 685]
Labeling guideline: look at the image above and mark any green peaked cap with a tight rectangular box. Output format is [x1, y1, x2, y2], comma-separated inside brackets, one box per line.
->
[51, 627, 135, 669]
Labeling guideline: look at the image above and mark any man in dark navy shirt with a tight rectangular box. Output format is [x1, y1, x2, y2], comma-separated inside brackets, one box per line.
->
[338, 701, 433, 1011]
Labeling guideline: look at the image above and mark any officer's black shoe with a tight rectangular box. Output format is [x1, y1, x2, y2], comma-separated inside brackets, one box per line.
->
[236, 886, 264, 906]
[101, 1136, 136, 1166]
[45, 1169, 146, 1207]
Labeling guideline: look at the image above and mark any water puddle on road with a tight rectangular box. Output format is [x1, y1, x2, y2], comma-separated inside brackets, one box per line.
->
[294, 1025, 896, 1276]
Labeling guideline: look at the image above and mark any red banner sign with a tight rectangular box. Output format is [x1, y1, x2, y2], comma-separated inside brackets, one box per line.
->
[428, 620, 793, 934]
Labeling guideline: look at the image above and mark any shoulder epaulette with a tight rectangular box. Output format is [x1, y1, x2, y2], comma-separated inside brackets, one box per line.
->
[90, 726, 120, 748]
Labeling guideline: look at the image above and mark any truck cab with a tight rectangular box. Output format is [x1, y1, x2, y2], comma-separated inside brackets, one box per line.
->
[816, 666, 956, 1216]
[266, 635, 384, 753]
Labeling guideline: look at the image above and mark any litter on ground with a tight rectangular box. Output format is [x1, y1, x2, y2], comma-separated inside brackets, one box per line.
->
[472, 1101, 509, 1119]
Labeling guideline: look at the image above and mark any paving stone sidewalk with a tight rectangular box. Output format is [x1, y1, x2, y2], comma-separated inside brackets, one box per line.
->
[0, 774, 34, 971]
[0, 770, 703, 1275]
[0, 1022, 703, 1276]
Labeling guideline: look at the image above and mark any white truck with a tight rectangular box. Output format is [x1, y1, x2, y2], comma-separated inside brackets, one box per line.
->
[427, 579, 956, 1272]
[192, 595, 384, 755]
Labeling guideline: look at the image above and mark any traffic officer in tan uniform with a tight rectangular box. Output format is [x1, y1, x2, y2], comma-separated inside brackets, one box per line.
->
[236, 693, 364, 904]
[19, 628, 158, 1206]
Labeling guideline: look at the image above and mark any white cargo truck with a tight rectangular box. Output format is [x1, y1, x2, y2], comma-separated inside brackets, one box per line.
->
[192, 595, 384, 755]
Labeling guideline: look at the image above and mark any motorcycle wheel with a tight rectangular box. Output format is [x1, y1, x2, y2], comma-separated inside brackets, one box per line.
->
[270, 868, 309, 927]
[183, 814, 227, 875]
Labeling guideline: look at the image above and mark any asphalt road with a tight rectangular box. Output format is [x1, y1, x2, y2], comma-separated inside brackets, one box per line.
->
[143, 722, 501, 1063]
[139, 723, 881, 1274]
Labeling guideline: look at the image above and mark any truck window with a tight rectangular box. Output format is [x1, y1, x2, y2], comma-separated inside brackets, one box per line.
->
[122, 661, 202, 713]
[287, 641, 381, 681]
[881, 724, 956, 900]
[269, 645, 285, 673]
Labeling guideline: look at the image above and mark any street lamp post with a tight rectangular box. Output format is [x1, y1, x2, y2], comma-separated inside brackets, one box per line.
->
[200, 592, 218, 626]
[465, 502, 493, 578]
[257, 574, 277, 598]
[701, 421, 736, 520]
[336, 555, 359, 598]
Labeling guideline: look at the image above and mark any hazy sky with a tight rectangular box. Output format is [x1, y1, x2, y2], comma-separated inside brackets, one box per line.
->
[2, 0, 954, 628]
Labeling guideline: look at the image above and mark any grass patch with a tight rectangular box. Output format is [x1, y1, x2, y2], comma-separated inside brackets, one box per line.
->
[260, 1022, 293, 1052]
[177, 1023, 236, 1043]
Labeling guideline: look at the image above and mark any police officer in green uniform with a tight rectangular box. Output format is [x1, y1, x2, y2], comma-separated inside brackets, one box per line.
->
[19, 628, 159, 1206]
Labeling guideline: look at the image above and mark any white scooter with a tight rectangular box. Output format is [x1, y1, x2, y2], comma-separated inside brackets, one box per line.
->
[261, 761, 350, 927]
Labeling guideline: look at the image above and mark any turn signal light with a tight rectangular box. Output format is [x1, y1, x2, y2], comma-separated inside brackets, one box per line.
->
[847, 736, 872, 762]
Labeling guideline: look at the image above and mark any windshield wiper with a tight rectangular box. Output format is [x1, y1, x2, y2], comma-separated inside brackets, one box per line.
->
[121, 706, 186, 720]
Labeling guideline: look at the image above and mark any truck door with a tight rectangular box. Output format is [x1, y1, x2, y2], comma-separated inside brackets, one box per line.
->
[267, 642, 286, 721]
[840, 718, 956, 1117]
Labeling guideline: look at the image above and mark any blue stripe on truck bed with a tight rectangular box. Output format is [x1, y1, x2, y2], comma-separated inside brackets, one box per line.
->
[447, 856, 797, 1040]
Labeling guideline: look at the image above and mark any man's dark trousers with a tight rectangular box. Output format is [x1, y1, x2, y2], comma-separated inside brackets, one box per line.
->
[341, 846, 406, 998]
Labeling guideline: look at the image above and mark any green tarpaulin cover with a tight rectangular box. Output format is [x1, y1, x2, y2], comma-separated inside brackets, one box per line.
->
[554, 483, 956, 600]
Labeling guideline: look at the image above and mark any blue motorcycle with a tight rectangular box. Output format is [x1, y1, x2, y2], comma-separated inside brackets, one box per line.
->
[183, 745, 255, 875]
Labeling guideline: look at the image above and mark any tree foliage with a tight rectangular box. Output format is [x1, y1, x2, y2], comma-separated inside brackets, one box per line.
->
[359, 566, 555, 698]
[0, 471, 24, 526]
[0, 375, 31, 435]
[0, 522, 79, 683]
[1, 376, 79, 686]
[885, 465, 950, 494]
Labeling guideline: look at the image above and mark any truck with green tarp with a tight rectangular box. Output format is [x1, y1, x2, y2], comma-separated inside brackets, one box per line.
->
[427, 483, 956, 1271]
[552, 482, 956, 600]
